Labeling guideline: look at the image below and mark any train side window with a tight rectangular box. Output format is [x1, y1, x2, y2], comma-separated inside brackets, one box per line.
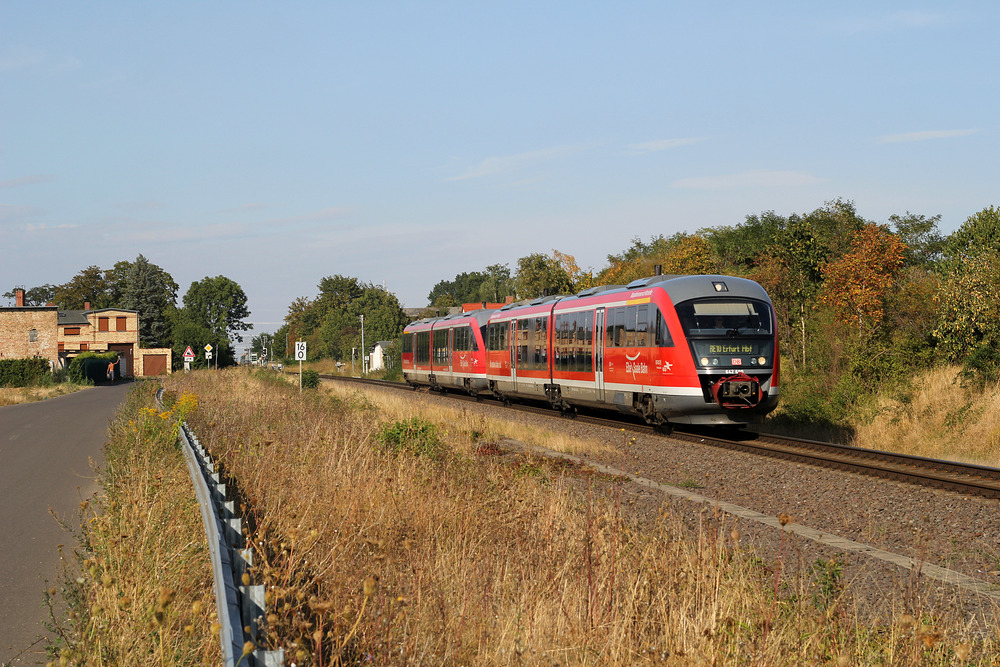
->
[625, 305, 637, 347]
[402, 332, 413, 354]
[416, 332, 430, 363]
[536, 317, 547, 367]
[654, 307, 674, 347]
[636, 305, 649, 347]
[606, 307, 624, 348]
[516, 318, 531, 367]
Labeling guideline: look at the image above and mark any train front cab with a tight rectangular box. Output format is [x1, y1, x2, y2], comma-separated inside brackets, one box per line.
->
[401, 319, 435, 387]
[547, 276, 779, 428]
[647, 275, 779, 426]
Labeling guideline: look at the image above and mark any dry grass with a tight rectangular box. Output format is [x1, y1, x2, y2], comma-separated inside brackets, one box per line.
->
[154, 368, 998, 665]
[853, 365, 1000, 465]
[48, 384, 220, 665]
[0, 382, 90, 407]
[321, 380, 615, 457]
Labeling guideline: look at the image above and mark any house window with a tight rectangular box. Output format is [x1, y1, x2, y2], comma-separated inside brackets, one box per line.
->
[58, 343, 65, 351]
[99, 317, 109, 332]
[116, 317, 127, 332]
[65, 327, 80, 336]
[28, 328, 38, 342]
[80, 343, 89, 351]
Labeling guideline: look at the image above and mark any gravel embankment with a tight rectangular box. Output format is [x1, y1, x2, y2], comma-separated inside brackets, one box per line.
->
[366, 384, 1000, 626]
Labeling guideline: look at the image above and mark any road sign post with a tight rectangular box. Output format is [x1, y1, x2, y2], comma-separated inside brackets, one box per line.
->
[295, 341, 307, 392]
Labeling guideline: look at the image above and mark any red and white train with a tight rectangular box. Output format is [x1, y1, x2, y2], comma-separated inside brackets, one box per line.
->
[401, 273, 779, 428]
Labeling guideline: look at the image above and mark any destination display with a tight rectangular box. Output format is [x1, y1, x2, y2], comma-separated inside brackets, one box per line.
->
[691, 340, 774, 368]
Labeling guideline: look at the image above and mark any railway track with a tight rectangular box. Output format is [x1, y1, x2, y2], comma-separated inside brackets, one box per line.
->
[319, 373, 1000, 500]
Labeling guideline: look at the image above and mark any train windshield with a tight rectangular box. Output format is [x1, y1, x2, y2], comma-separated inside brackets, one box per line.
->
[676, 299, 773, 337]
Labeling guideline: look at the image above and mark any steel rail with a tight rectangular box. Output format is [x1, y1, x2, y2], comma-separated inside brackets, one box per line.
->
[319, 374, 1000, 499]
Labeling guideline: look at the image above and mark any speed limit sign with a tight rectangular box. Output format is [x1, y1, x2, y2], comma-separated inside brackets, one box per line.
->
[295, 341, 307, 361]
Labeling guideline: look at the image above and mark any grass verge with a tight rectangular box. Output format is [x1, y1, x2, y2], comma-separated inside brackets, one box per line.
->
[156, 368, 997, 665]
[0, 382, 91, 407]
[47, 383, 220, 665]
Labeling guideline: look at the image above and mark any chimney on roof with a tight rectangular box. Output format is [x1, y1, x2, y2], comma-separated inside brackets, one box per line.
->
[15, 289, 24, 307]
[84, 301, 91, 310]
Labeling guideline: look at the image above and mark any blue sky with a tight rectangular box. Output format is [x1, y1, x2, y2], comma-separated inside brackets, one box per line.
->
[2, 2, 998, 339]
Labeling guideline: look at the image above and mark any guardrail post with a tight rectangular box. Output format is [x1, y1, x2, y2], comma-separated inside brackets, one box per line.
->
[162, 390, 283, 666]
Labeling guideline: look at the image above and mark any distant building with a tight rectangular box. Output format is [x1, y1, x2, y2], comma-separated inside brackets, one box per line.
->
[369, 340, 395, 372]
[0, 289, 172, 376]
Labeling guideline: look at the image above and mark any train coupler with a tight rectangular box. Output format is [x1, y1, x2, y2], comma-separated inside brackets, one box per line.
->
[711, 372, 762, 408]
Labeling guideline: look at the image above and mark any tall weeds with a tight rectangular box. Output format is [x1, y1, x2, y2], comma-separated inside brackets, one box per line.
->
[160, 369, 997, 665]
[50, 383, 219, 664]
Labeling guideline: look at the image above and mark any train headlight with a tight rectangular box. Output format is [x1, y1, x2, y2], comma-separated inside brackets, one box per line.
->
[750, 357, 757, 365]
[758, 356, 767, 365]
[700, 357, 709, 366]
[711, 358, 719, 366]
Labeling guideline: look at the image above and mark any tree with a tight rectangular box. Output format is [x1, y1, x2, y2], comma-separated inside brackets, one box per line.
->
[752, 218, 826, 372]
[514, 253, 573, 299]
[54, 266, 115, 309]
[118, 255, 178, 347]
[3, 284, 56, 306]
[933, 251, 1000, 362]
[169, 311, 233, 369]
[182, 276, 252, 343]
[820, 224, 907, 333]
[285, 276, 408, 361]
[552, 250, 593, 291]
[942, 205, 1000, 265]
[476, 264, 514, 304]
[889, 212, 944, 268]
[427, 271, 488, 307]
[658, 235, 714, 275]
[700, 211, 785, 274]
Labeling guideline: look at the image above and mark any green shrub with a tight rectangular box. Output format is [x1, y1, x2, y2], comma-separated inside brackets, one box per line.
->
[376, 417, 445, 459]
[301, 369, 320, 389]
[959, 343, 1000, 386]
[68, 352, 118, 385]
[0, 357, 50, 387]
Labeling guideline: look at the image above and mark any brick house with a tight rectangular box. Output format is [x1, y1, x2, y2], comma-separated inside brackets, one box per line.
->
[0, 302, 59, 369]
[1, 289, 172, 376]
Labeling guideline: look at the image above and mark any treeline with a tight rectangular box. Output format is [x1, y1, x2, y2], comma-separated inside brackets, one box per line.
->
[271, 199, 999, 429]
[255, 276, 408, 362]
[5, 255, 251, 370]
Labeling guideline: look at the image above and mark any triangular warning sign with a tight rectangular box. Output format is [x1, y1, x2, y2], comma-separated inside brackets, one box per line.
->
[183, 346, 195, 358]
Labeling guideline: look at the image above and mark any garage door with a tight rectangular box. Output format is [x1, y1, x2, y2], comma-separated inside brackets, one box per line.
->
[144, 354, 168, 376]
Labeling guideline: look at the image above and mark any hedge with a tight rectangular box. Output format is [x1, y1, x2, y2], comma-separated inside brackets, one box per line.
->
[68, 352, 119, 385]
[0, 358, 50, 387]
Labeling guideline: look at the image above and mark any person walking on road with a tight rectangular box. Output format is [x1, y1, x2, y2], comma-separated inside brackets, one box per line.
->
[107, 359, 115, 383]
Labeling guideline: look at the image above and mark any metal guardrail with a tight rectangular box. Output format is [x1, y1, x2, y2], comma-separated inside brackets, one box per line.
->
[159, 390, 282, 666]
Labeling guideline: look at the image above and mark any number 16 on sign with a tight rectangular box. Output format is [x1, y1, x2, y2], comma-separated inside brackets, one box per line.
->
[295, 342, 307, 392]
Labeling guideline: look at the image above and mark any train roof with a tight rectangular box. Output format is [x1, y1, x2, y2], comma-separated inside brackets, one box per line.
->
[405, 308, 495, 329]
[626, 274, 771, 303]
[490, 274, 771, 317]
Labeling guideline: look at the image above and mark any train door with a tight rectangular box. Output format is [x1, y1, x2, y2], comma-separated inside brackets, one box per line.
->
[508, 319, 518, 393]
[594, 308, 606, 401]
[447, 327, 454, 373]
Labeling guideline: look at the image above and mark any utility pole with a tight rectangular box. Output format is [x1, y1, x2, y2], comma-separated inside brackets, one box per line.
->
[359, 314, 366, 375]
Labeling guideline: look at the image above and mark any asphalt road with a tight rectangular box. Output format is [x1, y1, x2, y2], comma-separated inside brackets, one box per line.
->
[0, 382, 133, 665]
